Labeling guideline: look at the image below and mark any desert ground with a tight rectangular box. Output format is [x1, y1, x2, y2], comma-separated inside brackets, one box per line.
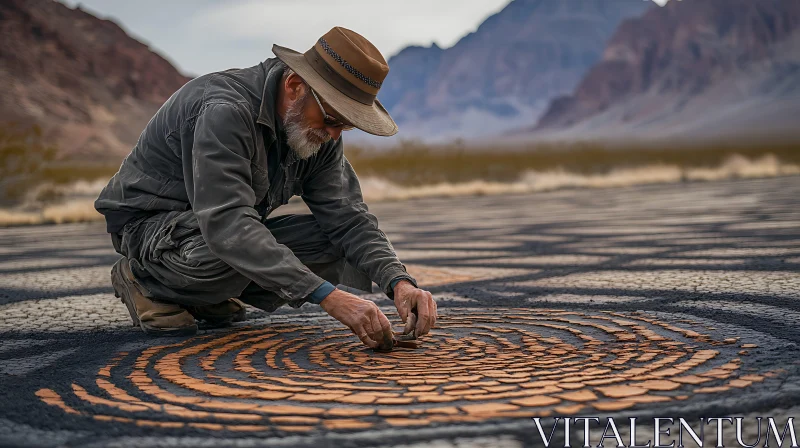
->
[1, 176, 799, 447]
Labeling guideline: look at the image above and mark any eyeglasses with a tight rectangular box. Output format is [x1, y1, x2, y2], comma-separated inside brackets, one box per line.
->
[308, 87, 355, 131]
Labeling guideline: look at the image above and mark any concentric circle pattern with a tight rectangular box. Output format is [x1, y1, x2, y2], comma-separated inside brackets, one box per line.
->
[36, 308, 770, 433]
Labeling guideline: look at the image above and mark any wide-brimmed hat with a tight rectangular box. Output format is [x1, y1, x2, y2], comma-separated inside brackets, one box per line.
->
[273, 27, 398, 137]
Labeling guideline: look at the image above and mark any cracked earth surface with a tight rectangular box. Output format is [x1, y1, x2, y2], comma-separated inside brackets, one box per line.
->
[1, 177, 799, 447]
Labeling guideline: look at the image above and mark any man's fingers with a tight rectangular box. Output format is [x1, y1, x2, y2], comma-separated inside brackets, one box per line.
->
[430, 292, 438, 329]
[366, 309, 392, 351]
[417, 291, 437, 336]
[404, 312, 416, 336]
[359, 333, 378, 349]
[377, 310, 393, 346]
[415, 294, 434, 337]
[396, 298, 409, 323]
[353, 323, 378, 349]
[367, 311, 385, 345]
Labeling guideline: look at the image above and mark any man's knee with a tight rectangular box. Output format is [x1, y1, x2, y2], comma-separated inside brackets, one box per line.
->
[117, 211, 248, 303]
[265, 214, 370, 290]
[265, 214, 342, 263]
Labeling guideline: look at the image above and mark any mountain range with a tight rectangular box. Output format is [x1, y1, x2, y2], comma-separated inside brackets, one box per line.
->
[2, 0, 799, 159]
[0, 0, 188, 161]
[378, 0, 652, 143]
[530, 0, 800, 143]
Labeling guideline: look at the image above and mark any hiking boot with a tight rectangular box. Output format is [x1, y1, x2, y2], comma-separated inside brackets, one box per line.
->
[185, 299, 247, 327]
[111, 257, 197, 336]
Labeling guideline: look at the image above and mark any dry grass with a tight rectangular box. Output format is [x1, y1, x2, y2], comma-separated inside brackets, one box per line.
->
[0, 179, 107, 226]
[357, 154, 800, 202]
[0, 200, 102, 226]
[1, 139, 799, 227]
[345, 140, 800, 186]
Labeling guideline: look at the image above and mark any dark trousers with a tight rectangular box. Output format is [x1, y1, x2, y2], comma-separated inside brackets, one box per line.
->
[111, 210, 372, 312]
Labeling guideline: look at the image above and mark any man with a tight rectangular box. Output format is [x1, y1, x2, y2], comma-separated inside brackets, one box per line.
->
[95, 27, 437, 349]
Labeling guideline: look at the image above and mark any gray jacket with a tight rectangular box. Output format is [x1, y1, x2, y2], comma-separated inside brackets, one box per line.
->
[95, 58, 414, 301]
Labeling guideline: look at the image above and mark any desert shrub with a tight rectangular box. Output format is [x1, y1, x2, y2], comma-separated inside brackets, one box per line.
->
[345, 139, 800, 186]
[0, 123, 57, 205]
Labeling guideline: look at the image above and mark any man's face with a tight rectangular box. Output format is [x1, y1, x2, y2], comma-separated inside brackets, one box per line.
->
[282, 87, 332, 160]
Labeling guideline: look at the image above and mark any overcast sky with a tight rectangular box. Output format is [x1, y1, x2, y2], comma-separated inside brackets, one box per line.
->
[60, 0, 512, 76]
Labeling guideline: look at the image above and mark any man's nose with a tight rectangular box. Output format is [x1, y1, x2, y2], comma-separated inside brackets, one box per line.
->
[326, 126, 343, 141]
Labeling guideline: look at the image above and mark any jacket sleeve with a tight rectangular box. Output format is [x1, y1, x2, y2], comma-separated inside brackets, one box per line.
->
[190, 102, 326, 301]
[302, 138, 417, 299]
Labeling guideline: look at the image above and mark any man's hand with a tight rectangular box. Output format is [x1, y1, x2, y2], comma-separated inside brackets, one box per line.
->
[393, 280, 437, 338]
[320, 288, 393, 349]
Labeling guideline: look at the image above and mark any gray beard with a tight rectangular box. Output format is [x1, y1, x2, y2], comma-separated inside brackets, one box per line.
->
[283, 92, 330, 160]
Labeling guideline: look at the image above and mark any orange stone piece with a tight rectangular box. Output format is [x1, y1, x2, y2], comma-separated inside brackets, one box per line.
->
[335, 393, 377, 404]
[385, 418, 431, 426]
[289, 393, 347, 402]
[694, 386, 731, 393]
[554, 404, 585, 414]
[637, 380, 681, 391]
[326, 407, 375, 417]
[323, 419, 374, 430]
[425, 406, 460, 415]
[738, 374, 764, 382]
[375, 397, 415, 405]
[378, 409, 412, 417]
[592, 401, 635, 411]
[460, 403, 520, 414]
[556, 390, 598, 402]
[622, 395, 671, 404]
[276, 425, 316, 432]
[595, 385, 648, 398]
[254, 405, 326, 416]
[270, 416, 320, 425]
[671, 375, 712, 385]
[511, 395, 561, 407]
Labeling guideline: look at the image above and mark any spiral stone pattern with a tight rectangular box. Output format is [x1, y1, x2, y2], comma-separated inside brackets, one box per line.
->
[36, 308, 770, 433]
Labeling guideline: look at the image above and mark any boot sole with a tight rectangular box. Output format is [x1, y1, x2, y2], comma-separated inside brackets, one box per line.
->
[111, 260, 198, 337]
[189, 308, 247, 327]
[232, 308, 247, 323]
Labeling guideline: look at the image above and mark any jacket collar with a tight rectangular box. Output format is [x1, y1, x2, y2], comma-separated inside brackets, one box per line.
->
[256, 58, 285, 137]
[256, 58, 299, 168]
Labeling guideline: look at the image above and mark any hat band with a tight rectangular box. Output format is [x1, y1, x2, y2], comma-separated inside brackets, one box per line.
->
[304, 47, 376, 106]
[317, 38, 383, 89]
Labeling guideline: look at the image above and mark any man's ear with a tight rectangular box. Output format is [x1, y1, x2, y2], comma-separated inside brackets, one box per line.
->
[284, 73, 306, 102]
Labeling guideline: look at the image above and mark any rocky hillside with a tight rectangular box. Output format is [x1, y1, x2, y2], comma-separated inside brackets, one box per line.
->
[378, 0, 651, 143]
[533, 0, 800, 141]
[0, 0, 190, 161]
